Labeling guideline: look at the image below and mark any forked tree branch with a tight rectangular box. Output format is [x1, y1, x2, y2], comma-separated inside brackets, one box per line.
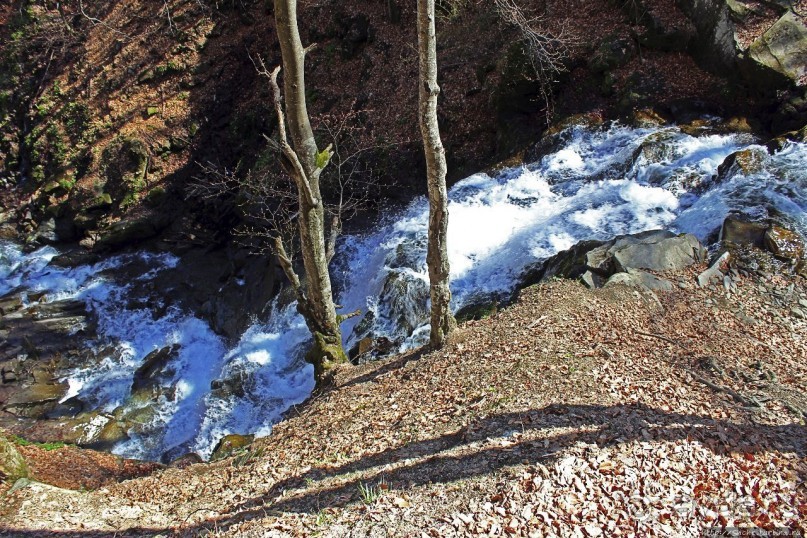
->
[253, 55, 320, 207]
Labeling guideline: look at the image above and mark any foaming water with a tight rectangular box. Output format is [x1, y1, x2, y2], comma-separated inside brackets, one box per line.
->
[0, 245, 312, 460]
[2, 121, 805, 460]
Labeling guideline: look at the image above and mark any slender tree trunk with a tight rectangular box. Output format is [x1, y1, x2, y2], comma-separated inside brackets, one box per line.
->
[274, 0, 346, 380]
[417, 0, 456, 348]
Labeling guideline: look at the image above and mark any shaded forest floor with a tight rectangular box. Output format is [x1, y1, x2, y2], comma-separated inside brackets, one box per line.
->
[1, 259, 805, 536]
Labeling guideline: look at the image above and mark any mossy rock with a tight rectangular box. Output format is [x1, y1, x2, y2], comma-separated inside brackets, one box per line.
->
[306, 331, 348, 382]
[764, 225, 805, 262]
[631, 129, 678, 164]
[100, 137, 150, 206]
[456, 301, 498, 322]
[144, 186, 167, 207]
[211, 434, 254, 461]
[630, 109, 668, 128]
[85, 193, 113, 211]
[744, 10, 807, 90]
[0, 435, 29, 483]
[588, 34, 636, 73]
[716, 148, 767, 180]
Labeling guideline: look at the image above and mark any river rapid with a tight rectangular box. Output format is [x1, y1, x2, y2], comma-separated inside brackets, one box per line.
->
[1, 119, 805, 461]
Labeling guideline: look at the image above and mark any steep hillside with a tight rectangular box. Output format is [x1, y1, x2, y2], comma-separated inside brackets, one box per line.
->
[1, 259, 805, 536]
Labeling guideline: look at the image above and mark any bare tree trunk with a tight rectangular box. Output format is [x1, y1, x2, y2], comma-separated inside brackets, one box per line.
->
[417, 0, 456, 348]
[274, 0, 346, 380]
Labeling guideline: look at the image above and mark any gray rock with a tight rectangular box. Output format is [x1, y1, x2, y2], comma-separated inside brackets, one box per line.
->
[791, 307, 806, 320]
[608, 231, 706, 272]
[581, 270, 605, 289]
[677, 0, 738, 74]
[698, 252, 730, 287]
[527, 230, 706, 289]
[746, 10, 807, 89]
[604, 268, 674, 291]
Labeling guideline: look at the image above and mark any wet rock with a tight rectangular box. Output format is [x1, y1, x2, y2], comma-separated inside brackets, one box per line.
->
[717, 116, 755, 134]
[49, 250, 102, 268]
[211, 434, 253, 460]
[43, 396, 85, 419]
[132, 344, 181, 392]
[631, 130, 678, 164]
[167, 452, 203, 469]
[29, 300, 87, 320]
[720, 215, 768, 248]
[0, 435, 29, 483]
[744, 10, 807, 90]
[210, 372, 250, 399]
[3, 382, 69, 419]
[764, 225, 805, 262]
[376, 270, 430, 336]
[716, 148, 767, 180]
[0, 296, 23, 315]
[629, 108, 669, 128]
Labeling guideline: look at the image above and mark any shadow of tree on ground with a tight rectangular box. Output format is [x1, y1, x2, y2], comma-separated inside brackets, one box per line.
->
[3, 401, 803, 537]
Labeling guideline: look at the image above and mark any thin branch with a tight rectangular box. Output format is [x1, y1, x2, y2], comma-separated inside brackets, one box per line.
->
[78, 0, 132, 40]
[274, 235, 303, 293]
[254, 55, 319, 207]
[325, 215, 341, 263]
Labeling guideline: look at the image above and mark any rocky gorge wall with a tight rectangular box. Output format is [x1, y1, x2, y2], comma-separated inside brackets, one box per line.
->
[0, 0, 804, 258]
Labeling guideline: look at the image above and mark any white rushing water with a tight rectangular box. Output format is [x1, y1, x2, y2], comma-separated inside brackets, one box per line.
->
[1, 121, 805, 460]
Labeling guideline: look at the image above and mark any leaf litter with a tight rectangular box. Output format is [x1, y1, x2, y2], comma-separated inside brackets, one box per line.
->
[1, 261, 805, 537]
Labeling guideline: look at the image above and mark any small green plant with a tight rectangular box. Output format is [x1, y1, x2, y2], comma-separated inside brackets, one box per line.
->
[315, 508, 333, 526]
[357, 477, 386, 504]
[10, 435, 67, 451]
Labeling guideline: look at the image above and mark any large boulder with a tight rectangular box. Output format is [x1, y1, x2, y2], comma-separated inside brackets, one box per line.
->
[677, 0, 739, 75]
[764, 225, 805, 262]
[527, 230, 707, 289]
[744, 10, 807, 89]
[93, 212, 171, 251]
[720, 214, 768, 248]
[604, 268, 674, 291]
[607, 231, 707, 272]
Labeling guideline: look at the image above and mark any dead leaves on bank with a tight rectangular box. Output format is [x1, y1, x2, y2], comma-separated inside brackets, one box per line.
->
[4, 263, 806, 536]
